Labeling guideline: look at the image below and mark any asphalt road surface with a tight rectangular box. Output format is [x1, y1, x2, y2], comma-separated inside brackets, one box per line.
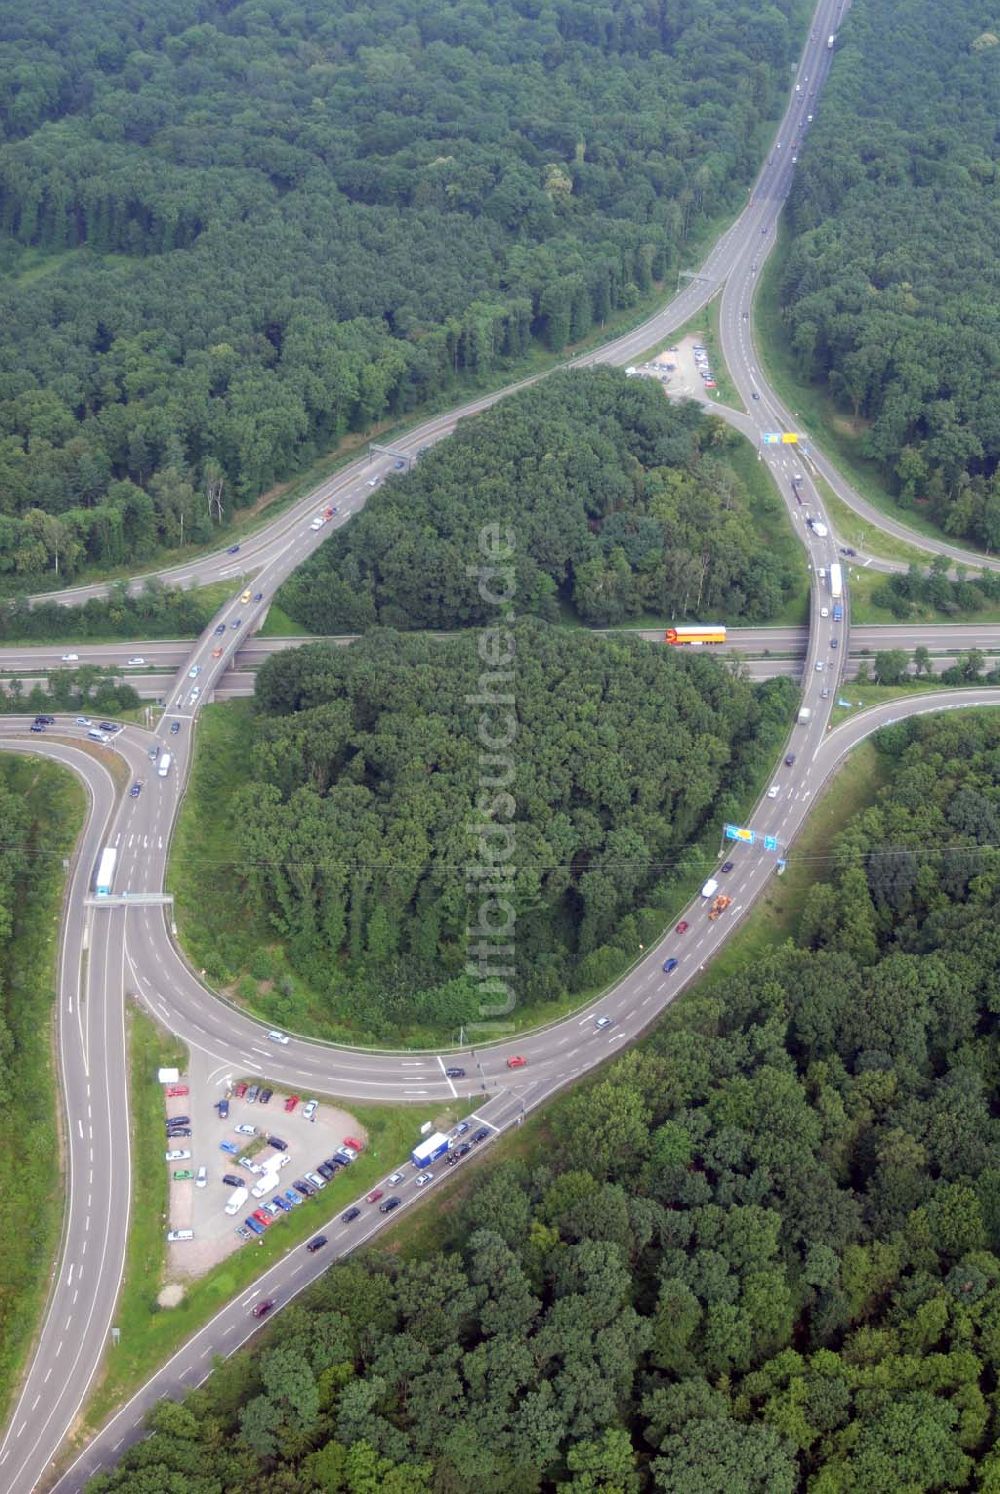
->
[4, 0, 999, 1489]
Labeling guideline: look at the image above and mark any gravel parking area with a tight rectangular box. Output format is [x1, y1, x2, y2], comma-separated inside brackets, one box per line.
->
[165, 1076, 366, 1278]
[627, 335, 718, 404]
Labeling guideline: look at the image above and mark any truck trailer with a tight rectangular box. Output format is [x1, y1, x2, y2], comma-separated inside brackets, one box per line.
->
[95, 846, 117, 897]
[410, 1132, 452, 1168]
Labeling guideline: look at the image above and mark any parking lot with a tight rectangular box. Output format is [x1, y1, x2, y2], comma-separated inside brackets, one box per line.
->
[165, 1080, 368, 1277]
[626, 335, 719, 404]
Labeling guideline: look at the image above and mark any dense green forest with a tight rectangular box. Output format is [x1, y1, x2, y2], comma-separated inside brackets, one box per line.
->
[0, 0, 803, 586]
[280, 370, 799, 632]
[0, 578, 221, 641]
[89, 707, 1000, 1491]
[779, 0, 1000, 545]
[227, 623, 794, 1037]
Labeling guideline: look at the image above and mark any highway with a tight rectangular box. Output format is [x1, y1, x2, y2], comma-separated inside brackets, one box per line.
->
[24, 0, 998, 618]
[0, 0, 996, 1489]
[3, 621, 1000, 685]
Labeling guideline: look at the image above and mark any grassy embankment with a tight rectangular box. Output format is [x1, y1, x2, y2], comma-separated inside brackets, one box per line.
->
[77, 1004, 473, 1438]
[0, 758, 85, 1430]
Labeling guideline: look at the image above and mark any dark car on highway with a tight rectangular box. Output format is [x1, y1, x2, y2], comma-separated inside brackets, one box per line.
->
[663, 958, 679, 974]
[227, 544, 240, 555]
[445, 1067, 465, 1078]
[341, 1207, 361, 1223]
[472, 1128, 490, 1144]
[306, 1235, 328, 1253]
[170, 720, 181, 734]
[251, 1298, 274, 1318]
[721, 861, 734, 873]
[379, 1197, 401, 1214]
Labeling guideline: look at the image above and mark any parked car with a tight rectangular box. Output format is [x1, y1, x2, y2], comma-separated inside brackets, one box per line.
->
[270, 1195, 291, 1213]
[306, 1235, 328, 1253]
[243, 1216, 264, 1236]
[166, 1127, 191, 1138]
[219, 1140, 239, 1156]
[172, 1169, 194, 1181]
[246, 1085, 259, 1104]
[196, 1166, 207, 1188]
[221, 1174, 243, 1188]
[167, 1229, 194, 1242]
[166, 1085, 188, 1097]
[258, 1088, 273, 1105]
[233, 1082, 248, 1098]
[235, 1123, 257, 1137]
[165, 1149, 191, 1161]
[283, 1094, 300, 1113]
[293, 1179, 315, 1198]
[283, 1189, 302, 1207]
[267, 1135, 288, 1151]
[216, 1098, 230, 1119]
[252, 1209, 273, 1228]
[344, 1137, 364, 1152]
[301, 1099, 318, 1121]
[317, 1162, 335, 1180]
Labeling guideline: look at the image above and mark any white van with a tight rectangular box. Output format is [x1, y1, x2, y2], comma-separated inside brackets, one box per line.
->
[166, 1229, 194, 1242]
[224, 1186, 248, 1215]
[87, 728, 110, 743]
[251, 1173, 279, 1199]
[701, 878, 719, 899]
[157, 753, 172, 778]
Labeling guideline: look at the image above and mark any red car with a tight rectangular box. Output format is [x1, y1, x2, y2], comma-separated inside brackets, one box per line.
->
[283, 1094, 300, 1113]
[166, 1085, 189, 1098]
[251, 1298, 275, 1319]
[366, 1188, 383, 1204]
[252, 1209, 273, 1228]
[343, 1136, 364, 1152]
[676, 921, 689, 934]
[233, 1082, 248, 1099]
[506, 1055, 527, 1069]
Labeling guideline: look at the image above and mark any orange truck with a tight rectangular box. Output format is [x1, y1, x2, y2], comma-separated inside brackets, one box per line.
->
[708, 894, 733, 921]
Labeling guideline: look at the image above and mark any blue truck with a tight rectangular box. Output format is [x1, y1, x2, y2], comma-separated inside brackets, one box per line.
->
[410, 1131, 451, 1168]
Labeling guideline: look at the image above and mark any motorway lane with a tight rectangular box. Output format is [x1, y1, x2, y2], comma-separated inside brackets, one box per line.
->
[0, 739, 124, 1494]
[8, 620, 1000, 682]
[0, 0, 962, 1483]
[24, 1, 852, 613]
[48, 686, 1000, 1492]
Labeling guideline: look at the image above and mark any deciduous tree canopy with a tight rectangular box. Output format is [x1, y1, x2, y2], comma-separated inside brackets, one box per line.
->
[280, 370, 799, 632]
[779, 0, 1000, 545]
[91, 708, 1000, 1491]
[0, 0, 801, 584]
[230, 621, 794, 1037]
